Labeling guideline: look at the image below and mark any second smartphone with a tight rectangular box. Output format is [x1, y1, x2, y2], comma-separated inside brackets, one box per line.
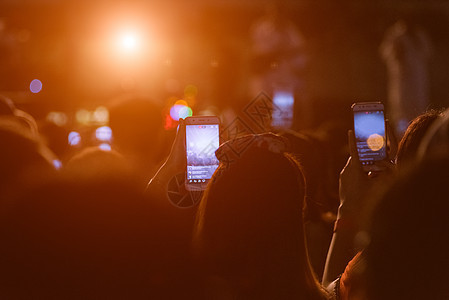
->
[352, 102, 387, 172]
[184, 116, 220, 191]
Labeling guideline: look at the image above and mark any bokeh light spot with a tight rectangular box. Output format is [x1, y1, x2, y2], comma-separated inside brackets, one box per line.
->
[367, 133, 384, 151]
[46, 111, 68, 127]
[93, 106, 109, 124]
[99, 143, 111, 151]
[95, 126, 112, 142]
[30, 79, 42, 93]
[52, 159, 62, 170]
[170, 104, 193, 121]
[76, 109, 90, 124]
[68, 131, 81, 146]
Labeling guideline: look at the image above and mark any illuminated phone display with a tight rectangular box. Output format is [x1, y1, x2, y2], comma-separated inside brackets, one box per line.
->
[186, 123, 220, 189]
[271, 91, 294, 129]
[353, 110, 386, 165]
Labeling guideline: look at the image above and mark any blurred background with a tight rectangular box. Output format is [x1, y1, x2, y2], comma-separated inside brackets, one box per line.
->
[1, 0, 449, 138]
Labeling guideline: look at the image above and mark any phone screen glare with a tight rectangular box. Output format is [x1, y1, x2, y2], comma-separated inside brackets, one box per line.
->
[186, 124, 220, 184]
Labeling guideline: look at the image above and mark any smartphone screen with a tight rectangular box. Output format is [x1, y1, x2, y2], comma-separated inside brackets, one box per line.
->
[271, 91, 294, 129]
[353, 109, 386, 166]
[186, 123, 220, 189]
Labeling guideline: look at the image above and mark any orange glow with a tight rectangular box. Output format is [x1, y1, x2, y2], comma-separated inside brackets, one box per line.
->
[367, 134, 385, 151]
[175, 99, 188, 106]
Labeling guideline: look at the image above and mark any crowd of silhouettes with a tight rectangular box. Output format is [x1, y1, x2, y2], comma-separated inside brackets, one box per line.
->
[1, 91, 449, 299]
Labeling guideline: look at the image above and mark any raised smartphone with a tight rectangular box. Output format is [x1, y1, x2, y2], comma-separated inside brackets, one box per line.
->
[271, 90, 294, 129]
[352, 102, 387, 172]
[185, 116, 220, 191]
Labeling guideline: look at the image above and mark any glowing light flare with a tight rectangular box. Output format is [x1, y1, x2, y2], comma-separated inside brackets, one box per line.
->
[367, 134, 385, 151]
[68, 131, 81, 146]
[95, 126, 113, 142]
[30, 79, 42, 93]
[169, 104, 193, 121]
[117, 31, 141, 54]
[175, 99, 188, 106]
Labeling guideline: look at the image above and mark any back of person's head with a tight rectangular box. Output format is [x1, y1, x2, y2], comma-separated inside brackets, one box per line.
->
[64, 146, 133, 180]
[0, 176, 198, 298]
[396, 110, 442, 168]
[417, 108, 449, 160]
[108, 94, 167, 185]
[280, 130, 334, 221]
[364, 157, 449, 300]
[108, 95, 164, 161]
[0, 118, 55, 197]
[193, 134, 328, 299]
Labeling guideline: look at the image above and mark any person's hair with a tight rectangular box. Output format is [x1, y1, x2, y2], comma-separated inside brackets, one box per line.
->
[193, 140, 329, 299]
[108, 95, 164, 159]
[64, 146, 132, 180]
[395, 110, 442, 168]
[0, 117, 55, 197]
[364, 157, 449, 300]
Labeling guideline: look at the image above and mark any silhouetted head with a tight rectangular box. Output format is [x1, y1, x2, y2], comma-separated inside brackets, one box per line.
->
[107, 95, 167, 184]
[64, 146, 132, 180]
[396, 110, 442, 168]
[108, 95, 164, 161]
[418, 108, 449, 160]
[193, 134, 328, 299]
[0, 117, 55, 198]
[0, 176, 198, 298]
[364, 157, 449, 300]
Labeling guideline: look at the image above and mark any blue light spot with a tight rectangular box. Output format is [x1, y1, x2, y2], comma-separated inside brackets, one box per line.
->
[170, 104, 193, 121]
[30, 79, 43, 93]
[95, 126, 112, 142]
[68, 131, 81, 146]
[99, 143, 111, 151]
[52, 159, 62, 170]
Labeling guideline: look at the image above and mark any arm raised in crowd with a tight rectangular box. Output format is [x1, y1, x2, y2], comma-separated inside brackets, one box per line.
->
[144, 118, 186, 205]
[322, 130, 394, 287]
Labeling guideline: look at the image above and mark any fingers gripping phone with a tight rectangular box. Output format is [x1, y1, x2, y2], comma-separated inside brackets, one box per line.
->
[185, 116, 220, 191]
[352, 102, 387, 172]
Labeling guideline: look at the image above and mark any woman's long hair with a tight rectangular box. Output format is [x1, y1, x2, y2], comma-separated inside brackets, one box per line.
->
[193, 144, 329, 299]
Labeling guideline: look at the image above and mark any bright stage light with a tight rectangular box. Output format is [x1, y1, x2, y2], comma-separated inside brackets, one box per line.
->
[118, 31, 140, 52]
